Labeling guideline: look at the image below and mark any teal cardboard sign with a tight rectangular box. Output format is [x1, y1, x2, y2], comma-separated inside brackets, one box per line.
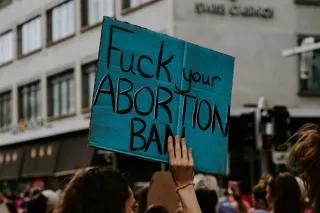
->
[89, 17, 235, 174]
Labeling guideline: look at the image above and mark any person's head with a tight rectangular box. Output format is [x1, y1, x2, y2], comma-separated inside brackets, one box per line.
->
[54, 167, 137, 213]
[287, 124, 320, 212]
[27, 193, 47, 213]
[252, 183, 268, 210]
[196, 189, 218, 213]
[144, 204, 169, 213]
[266, 172, 302, 213]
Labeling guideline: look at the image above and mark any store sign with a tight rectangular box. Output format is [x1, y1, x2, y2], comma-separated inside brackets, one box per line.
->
[195, 2, 274, 19]
[89, 17, 235, 174]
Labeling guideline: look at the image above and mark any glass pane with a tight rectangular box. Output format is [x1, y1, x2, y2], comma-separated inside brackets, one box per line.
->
[61, 3, 68, 38]
[53, 81, 60, 117]
[69, 78, 75, 113]
[0, 32, 13, 64]
[61, 80, 67, 115]
[311, 52, 320, 90]
[67, 1, 75, 36]
[36, 84, 41, 120]
[52, 7, 59, 41]
[30, 85, 36, 121]
[0, 98, 3, 127]
[35, 18, 41, 51]
[22, 88, 28, 120]
[3, 97, 7, 127]
[106, 0, 114, 17]
[130, 0, 142, 8]
[22, 24, 28, 54]
[88, 71, 95, 108]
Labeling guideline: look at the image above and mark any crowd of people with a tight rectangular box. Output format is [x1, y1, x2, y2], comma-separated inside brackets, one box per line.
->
[0, 123, 319, 213]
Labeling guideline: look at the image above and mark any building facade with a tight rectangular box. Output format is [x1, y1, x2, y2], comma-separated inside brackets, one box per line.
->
[0, 0, 319, 190]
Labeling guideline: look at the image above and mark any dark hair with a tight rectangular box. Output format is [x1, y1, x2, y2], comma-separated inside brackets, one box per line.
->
[268, 172, 302, 213]
[54, 167, 130, 213]
[196, 189, 218, 213]
[27, 193, 47, 213]
[144, 205, 169, 213]
[252, 183, 268, 209]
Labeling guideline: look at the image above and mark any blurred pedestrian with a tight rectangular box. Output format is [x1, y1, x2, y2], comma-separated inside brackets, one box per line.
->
[218, 181, 249, 213]
[54, 167, 138, 213]
[249, 180, 269, 213]
[266, 172, 303, 213]
[287, 123, 320, 213]
[42, 190, 58, 212]
[194, 174, 219, 213]
[196, 189, 218, 213]
[27, 192, 47, 213]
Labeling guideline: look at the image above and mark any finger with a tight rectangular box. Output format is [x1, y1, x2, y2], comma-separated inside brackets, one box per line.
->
[181, 138, 187, 160]
[175, 135, 181, 160]
[188, 148, 194, 166]
[168, 136, 175, 163]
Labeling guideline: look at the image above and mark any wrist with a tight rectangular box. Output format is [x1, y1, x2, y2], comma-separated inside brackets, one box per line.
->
[175, 182, 195, 193]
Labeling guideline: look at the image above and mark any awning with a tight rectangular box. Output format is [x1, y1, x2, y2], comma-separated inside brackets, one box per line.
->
[55, 131, 94, 176]
[21, 140, 60, 178]
[0, 146, 24, 180]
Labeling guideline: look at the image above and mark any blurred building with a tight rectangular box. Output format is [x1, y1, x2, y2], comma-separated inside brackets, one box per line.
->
[0, 0, 319, 191]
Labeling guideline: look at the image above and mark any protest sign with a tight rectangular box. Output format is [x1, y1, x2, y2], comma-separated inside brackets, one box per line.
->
[89, 17, 235, 174]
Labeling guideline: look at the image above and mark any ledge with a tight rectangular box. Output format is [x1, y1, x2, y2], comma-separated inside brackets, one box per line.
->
[121, 0, 162, 16]
[17, 48, 42, 60]
[47, 113, 76, 122]
[81, 22, 102, 33]
[46, 34, 75, 48]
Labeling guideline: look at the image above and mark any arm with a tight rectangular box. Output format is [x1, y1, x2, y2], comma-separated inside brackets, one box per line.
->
[168, 136, 202, 213]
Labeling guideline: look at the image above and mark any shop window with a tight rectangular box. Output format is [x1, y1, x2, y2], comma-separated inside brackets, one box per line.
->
[18, 81, 41, 126]
[295, 0, 320, 5]
[298, 35, 320, 96]
[0, 31, 13, 66]
[81, 0, 114, 28]
[82, 61, 97, 111]
[47, 1, 75, 44]
[0, 91, 11, 131]
[48, 70, 75, 118]
[18, 16, 42, 56]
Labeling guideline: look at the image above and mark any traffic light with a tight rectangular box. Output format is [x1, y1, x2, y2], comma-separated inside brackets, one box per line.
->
[260, 109, 273, 150]
[239, 112, 255, 148]
[272, 106, 290, 151]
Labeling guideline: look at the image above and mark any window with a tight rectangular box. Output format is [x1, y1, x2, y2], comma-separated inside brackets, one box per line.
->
[298, 35, 320, 95]
[295, 0, 320, 5]
[122, 0, 155, 10]
[18, 81, 41, 124]
[48, 70, 75, 118]
[18, 17, 42, 56]
[0, 31, 13, 65]
[0, 91, 11, 130]
[47, 1, 75, 43]
[81, 0, 114, 28]
[82, 61, 97, 110]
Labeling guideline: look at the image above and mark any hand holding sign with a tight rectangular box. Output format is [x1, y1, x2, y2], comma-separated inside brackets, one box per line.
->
[168, 136, 194, 187]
